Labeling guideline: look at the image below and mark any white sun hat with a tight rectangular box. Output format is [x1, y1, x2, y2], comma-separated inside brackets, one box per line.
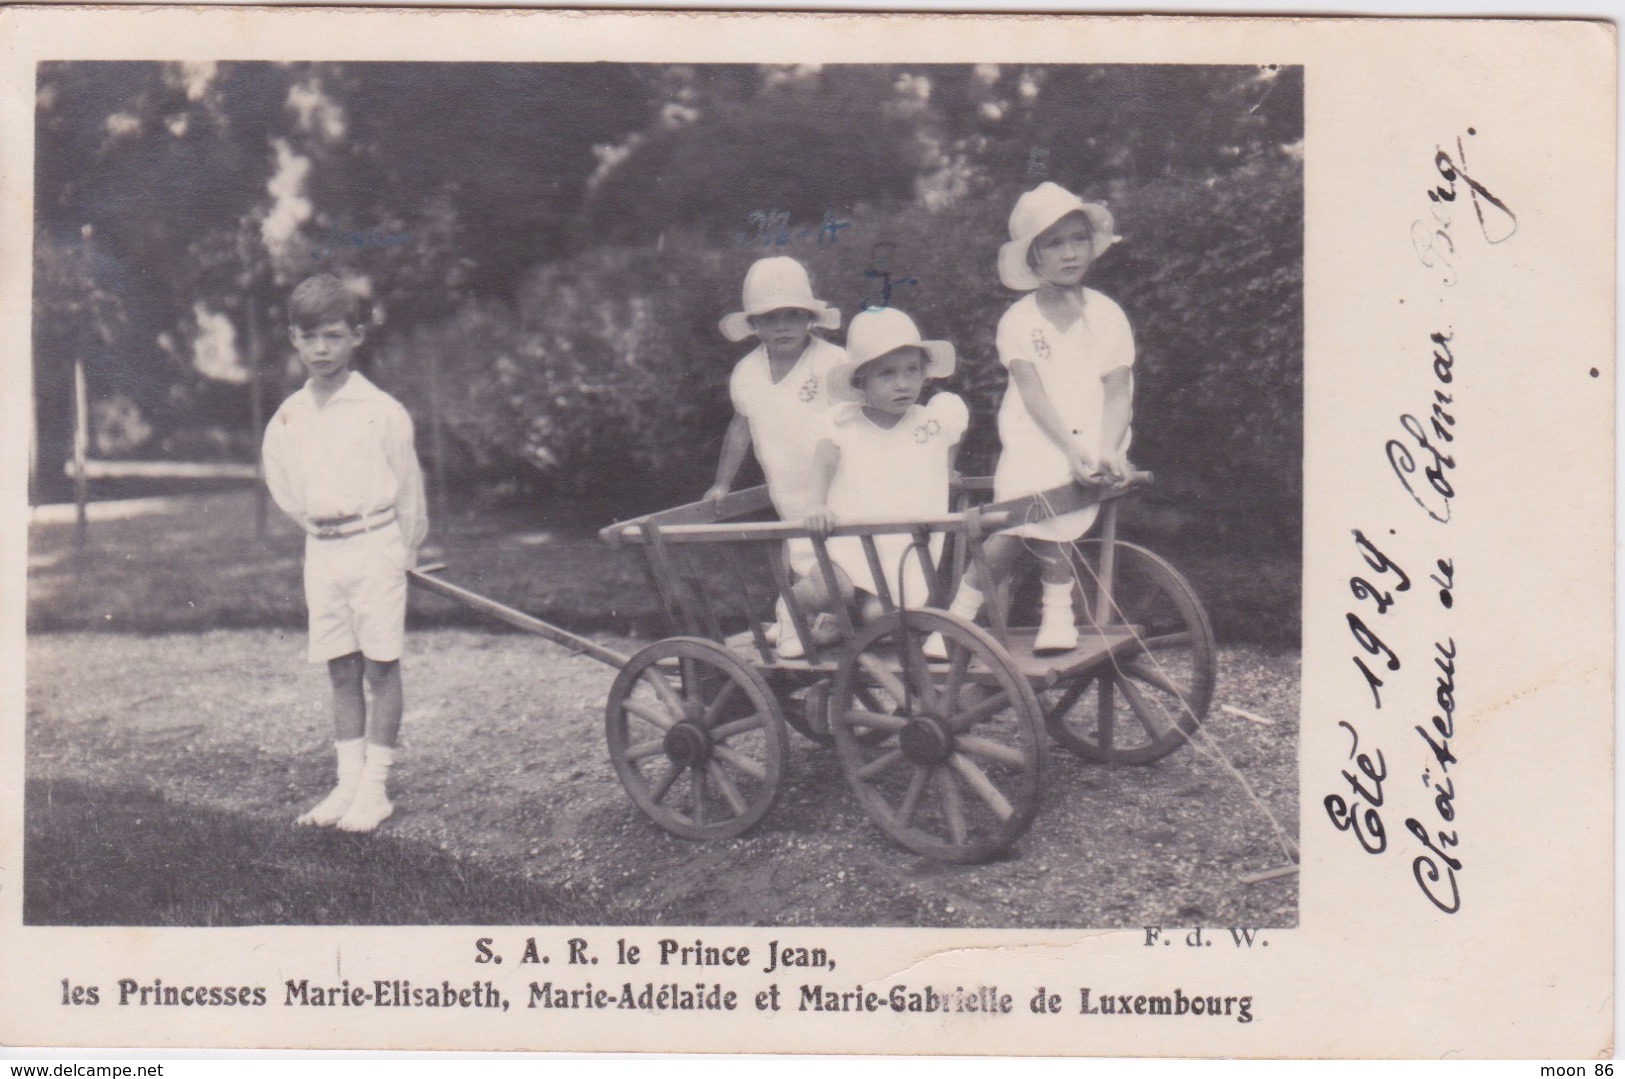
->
[997, 181, 1119, 292]
[828, 307, 956, 404]
[718, 256, 842, 343]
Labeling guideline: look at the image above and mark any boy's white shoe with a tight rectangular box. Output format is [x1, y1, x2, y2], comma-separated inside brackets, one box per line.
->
[295, 737, 365, 826]
[296, 786, 357, 827]
[336, 791, 394, 833]
[336, 743, 396, 833]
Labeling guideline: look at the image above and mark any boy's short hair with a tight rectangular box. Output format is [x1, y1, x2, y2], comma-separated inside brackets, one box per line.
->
[288, 273, 367, 330]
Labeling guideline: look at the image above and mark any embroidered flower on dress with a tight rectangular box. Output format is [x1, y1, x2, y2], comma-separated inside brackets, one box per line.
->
[799, 376, 819, 403]
[1031, 328, 1052, 360]
[914, 418, 941, 443]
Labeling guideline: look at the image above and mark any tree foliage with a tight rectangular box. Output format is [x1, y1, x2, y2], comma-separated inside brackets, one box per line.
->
[33, 60, 1302, 545]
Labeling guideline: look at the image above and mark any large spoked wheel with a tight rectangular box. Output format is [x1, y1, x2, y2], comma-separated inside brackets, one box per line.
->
[605, 637, 788, 840]
[1042, 541, 1217, 765]
[830, 610, 1045, 864]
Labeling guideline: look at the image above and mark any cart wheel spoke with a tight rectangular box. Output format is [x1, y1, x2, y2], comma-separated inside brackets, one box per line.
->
[942, 641, 972, 709]
[623, 698, 675, 731]
[711, 744, 767, 781]
[856, 748, 907, 782]
[895, 765, 929, 827]
[900, 630, 939, 713]
[639, 669, 686, 717]
[936, 768, 968, 845]
[1119, 656, 1187, 700]
[707, 760, 749, 817]
[944, 687, 1013, 733]
[691, 767, 708, 825]
[856, 686, 897, 715]
[857, 654, 910, 710]
[701, 680, 742, 728]
[955, 735, 1027, 769]
[843, 709, 908, 733]
[648, 764, 681, 804]
[1115, 674, 1178, 742]
[709, 714, 764, 741]
[624, 738, 666, 761]
[1097, 677, 1116, 751]
[680, 657, 702, 707]
[950, 753, 1015, 822]
[1140, 631, 1192, 650]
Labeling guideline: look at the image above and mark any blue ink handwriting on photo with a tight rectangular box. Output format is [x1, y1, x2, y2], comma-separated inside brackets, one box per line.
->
[735, 209, 851, 248]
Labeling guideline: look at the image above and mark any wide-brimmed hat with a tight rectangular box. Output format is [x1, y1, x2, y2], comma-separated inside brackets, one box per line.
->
[719, 257, 841, 343]
[828, 307, 955, 404]
[998, 182, 1119, 292]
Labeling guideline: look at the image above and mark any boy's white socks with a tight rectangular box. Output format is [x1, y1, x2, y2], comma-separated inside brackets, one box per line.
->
[296, 737, 365, 826]
[337, 743, 396, 833]
[1034, 581, 1080, 654]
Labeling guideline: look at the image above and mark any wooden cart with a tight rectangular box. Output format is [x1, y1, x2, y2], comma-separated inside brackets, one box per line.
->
[410, 475, 1216, 864]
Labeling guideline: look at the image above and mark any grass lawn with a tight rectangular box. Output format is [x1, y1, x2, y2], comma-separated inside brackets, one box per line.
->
[26, 777, 591, 926]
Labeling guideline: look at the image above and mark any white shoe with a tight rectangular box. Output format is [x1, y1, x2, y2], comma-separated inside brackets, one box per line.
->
[777, 622, 806, 660]
[1033, 608, 1080, 654]
[295, 785, 356, 827]
[336, 791, 394, 833]
[922, 631, 949, 661]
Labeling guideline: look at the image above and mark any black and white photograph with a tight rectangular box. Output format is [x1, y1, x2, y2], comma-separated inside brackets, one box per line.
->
[1, 6, 1613, 1061]
[24, 57, 1303, 930]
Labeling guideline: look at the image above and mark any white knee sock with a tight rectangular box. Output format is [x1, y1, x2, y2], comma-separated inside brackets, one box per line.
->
[1035, 581, 1079, 652]
[947, 582, 985, 622]
[337, 743, 396, 832]
[296, 737, 365, 826]
[1042, 580, 1075, 612]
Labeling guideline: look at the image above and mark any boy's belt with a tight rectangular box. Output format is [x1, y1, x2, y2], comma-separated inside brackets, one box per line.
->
[307, 506, 396, 540]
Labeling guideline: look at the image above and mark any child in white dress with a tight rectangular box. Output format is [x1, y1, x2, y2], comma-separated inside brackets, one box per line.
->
[800, 307, 965, 625]
[927, 182, 1134, 657]
[705, 256, 847, 658]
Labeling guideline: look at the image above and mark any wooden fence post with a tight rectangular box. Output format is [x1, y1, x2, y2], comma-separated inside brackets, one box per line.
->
[247, 297, 267, 540]
[72, 358, 88, 549]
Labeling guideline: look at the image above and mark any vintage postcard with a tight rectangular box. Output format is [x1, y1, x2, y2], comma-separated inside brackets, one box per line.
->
[0, 6, 1613, 1059]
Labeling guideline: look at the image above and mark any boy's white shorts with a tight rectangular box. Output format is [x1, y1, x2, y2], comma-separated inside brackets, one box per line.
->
[303, 522, 409, 664]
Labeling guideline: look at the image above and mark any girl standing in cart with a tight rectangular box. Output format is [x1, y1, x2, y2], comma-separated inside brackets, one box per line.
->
[705, 256, 847, 659]
[927, 181, 1135, 658]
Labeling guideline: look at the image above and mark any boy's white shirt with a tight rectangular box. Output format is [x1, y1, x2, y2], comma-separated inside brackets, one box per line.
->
[262, 370, 429, 550]
[728, 335, 847, 519]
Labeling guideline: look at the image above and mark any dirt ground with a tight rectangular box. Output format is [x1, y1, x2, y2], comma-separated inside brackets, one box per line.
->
[27, 628, 1298, 928]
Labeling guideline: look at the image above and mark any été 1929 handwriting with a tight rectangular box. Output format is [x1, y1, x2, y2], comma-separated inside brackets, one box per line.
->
[1324, 127, 1511, 916]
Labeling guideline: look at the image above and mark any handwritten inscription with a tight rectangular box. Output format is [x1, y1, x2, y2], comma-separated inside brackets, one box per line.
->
[1387, 330, 1457, 523]
[1324, 719, 1388, 855]
[1408, 632, 1461, 913]
[735, 209, 851, 248]
[863, 241, 920, 310]
[1411, 127, 1518, 286]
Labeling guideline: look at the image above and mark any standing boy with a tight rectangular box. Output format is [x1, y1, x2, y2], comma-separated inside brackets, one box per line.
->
[263, 273, 428, 832]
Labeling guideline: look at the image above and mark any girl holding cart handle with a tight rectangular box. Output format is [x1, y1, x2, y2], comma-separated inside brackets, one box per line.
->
[926, 181, 1135, 658]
